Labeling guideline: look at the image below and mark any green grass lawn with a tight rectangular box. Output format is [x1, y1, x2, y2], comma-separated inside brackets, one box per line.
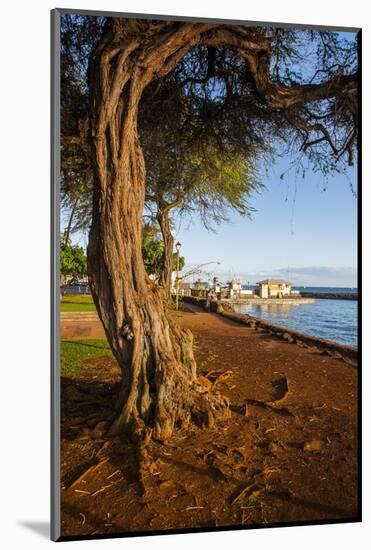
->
[61, 294, 96, 312]
[61, 339, 112, 375]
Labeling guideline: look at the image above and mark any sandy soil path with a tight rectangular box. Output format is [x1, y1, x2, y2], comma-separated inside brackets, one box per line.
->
[60, 307, 359, 537]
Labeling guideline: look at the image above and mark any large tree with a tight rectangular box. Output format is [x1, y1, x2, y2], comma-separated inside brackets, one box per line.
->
[71, 17, 357, 441]
[60, 17, 264, 300]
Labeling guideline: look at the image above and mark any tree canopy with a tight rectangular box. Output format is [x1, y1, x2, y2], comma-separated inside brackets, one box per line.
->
[60, 16, 358, 243]
[141, 84, 263, 230]
[60, 236, 87, 284]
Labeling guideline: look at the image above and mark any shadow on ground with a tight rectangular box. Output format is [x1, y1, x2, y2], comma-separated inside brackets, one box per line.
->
[18, 521, 49, 539]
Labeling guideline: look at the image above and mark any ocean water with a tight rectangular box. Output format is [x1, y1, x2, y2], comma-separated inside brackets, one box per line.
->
[292, 286, 358, 294]
[235, 291, 358, 347]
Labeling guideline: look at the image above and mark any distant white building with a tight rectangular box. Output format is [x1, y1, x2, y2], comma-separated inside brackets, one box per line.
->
[256, 279, 292, 298]
[211, 277, 221, 294]
[227, 279, 240, 299]
[227, 279, 254, 299]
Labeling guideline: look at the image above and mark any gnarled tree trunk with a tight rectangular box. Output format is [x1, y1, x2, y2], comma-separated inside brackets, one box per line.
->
[87, 19, 231, 441]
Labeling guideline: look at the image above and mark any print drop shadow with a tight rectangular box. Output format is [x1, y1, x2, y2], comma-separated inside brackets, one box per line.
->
[18, 521, 49, 539]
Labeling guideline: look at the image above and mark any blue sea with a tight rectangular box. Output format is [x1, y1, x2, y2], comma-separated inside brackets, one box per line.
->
[292, 286, 358, 294]
[236, 287, 358, 347]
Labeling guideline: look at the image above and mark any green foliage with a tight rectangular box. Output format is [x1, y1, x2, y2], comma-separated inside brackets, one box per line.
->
[60, 235, 87, 282]
[141, 82, 264, 232]
[172, 251, 185, 273]
[142, 226, 164, 280]
[142, 225, 185, 280]
[183, 145, 262, 228]
[61, 295, 96, 312]
[61, 339, 112, 375]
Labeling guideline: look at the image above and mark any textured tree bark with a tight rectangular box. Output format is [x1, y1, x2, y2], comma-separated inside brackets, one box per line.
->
[86, 18, 357, 442]
[157, 207, 174, 302]
[87, 20, 232, 441]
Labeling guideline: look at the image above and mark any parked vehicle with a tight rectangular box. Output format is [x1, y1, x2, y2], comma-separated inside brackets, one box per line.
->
[60, 283, 91, 295]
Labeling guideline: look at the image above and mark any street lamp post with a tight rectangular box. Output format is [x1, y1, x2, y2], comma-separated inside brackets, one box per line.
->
[180, 261, 221, 282]
[175, 241, 181, 311]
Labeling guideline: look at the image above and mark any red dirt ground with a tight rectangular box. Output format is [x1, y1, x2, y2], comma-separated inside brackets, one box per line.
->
[60, 307, 358, 537]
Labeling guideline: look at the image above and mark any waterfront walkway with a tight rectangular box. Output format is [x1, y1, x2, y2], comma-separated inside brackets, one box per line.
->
[61, 311, 105, 339]
[61, 305, 358, 533]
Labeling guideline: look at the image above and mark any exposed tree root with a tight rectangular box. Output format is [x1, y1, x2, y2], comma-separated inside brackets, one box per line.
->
[132, 420, 153, 496]
[68, 457, 110, 490]
[246, 398, 294, 418]
[101, 320, 231, 442]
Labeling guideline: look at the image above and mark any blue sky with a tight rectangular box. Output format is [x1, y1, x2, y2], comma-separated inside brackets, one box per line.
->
[173, 156, 358, 287]
[65, 156, 358, 288]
